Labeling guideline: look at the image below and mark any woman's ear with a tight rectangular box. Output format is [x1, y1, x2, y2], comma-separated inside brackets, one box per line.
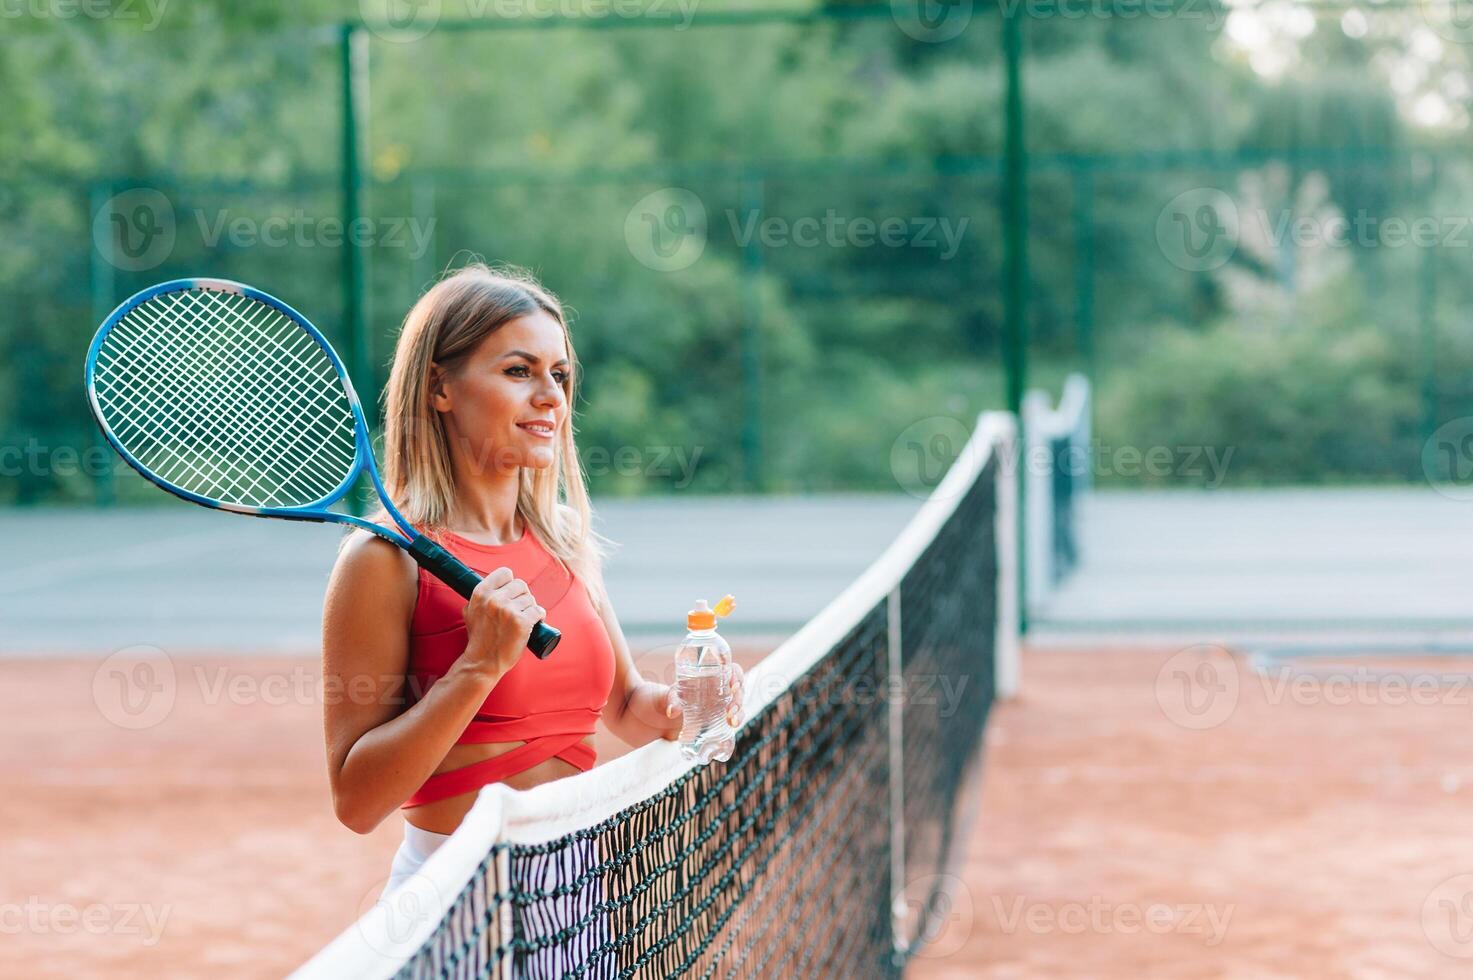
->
[428, 362, 453, 413]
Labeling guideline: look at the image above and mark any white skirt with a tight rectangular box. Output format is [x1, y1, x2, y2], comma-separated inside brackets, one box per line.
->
[382, 820, 453, 899]
[380, 819, 610, 976]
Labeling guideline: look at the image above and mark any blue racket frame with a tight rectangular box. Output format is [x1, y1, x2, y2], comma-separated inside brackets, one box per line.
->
[84, 277, 560, 658]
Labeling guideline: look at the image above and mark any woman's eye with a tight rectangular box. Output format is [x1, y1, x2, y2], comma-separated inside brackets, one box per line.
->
[506, 365, 569, 385]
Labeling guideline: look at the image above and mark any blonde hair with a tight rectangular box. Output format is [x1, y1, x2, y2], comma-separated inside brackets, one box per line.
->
[381, 262, 610, 609]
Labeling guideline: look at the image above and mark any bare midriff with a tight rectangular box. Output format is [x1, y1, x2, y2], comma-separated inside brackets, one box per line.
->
[405, 734, 597, 834]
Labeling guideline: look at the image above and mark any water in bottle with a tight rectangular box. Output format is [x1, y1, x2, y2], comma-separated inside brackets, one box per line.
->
[675, 595, 737, 764]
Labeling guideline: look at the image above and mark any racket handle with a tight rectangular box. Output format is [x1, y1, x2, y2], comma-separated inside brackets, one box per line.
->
[406, 537, 561, 659]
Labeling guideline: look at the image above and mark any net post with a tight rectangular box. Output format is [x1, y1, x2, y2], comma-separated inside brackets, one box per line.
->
[1071, 373, 1093, 494]
[994, 415, 1022, 699]
[1021, 390, 1055, 619]
[886, 586, 908, 965]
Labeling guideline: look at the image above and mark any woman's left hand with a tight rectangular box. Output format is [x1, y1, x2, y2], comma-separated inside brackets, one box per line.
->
[624, 664, 746, 743]
[657, 663, 746, 740]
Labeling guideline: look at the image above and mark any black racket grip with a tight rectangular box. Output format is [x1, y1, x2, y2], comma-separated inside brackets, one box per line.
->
[406, 537, 561, 659]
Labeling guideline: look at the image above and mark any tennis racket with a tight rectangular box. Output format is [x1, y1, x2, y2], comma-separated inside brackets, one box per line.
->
[84, 278, 561, 658]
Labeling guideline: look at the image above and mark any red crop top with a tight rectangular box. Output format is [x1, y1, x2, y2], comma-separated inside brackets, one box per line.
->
[402, 523, 616, 809]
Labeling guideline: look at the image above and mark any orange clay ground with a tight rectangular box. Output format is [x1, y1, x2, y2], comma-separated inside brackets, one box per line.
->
[6, 646, 1473, 978]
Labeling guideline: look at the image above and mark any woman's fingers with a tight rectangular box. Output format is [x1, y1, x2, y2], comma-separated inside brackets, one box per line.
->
[725, 664, 745, 727]
[662, 686, 683, 740]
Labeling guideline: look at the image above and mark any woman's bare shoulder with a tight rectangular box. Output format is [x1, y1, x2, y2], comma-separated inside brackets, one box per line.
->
[330, 529, 418, 600]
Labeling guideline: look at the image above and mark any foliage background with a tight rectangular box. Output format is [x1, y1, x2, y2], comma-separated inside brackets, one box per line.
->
[2, 0, 1469, 503]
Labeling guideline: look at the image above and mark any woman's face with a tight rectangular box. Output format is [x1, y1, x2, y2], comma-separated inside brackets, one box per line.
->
[431, 310, 571, 475]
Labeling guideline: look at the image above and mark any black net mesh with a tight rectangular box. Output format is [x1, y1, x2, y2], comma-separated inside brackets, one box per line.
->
[898, 455, 999, 954]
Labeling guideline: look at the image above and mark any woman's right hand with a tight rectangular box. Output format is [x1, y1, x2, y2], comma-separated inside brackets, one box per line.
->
[459, 566, 546, 679]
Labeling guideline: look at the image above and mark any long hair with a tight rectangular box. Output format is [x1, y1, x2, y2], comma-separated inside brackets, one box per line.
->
[380, 262, 610, 609]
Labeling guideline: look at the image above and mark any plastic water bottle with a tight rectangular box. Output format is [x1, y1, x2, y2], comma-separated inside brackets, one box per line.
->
[675, 595, 737, 764]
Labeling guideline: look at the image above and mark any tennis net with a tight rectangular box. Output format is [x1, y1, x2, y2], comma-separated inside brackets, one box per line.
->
[294, 411, 1019, 979]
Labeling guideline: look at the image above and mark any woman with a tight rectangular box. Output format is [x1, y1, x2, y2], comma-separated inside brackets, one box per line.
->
[320, 263, 742, 893]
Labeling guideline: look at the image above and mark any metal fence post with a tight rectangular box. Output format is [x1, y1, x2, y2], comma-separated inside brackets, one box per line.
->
[1003, 6, 1030, 631]
[340, 22, 371, 514]
[740, 173, 766, 492]
[1419, 155, 1439, 446]
[88, 180, 117, 507]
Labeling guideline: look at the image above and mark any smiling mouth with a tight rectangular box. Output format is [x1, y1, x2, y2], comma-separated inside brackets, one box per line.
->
[517, 422, 555, 439]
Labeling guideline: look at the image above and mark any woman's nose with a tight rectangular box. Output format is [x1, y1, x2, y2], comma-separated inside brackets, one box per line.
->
[533, 379, 564, 408]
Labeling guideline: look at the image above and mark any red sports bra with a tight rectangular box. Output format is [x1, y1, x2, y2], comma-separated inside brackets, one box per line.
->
[401, 523, 616, 809]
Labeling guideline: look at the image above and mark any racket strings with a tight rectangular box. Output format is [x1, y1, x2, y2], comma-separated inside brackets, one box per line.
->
[92, 288, 359, 509]
[133, 290, 356, 502]
[99, 295, 324, 498]
[103, 295, 333, 495]
[142, 292, 352, 495]
[99, 294, 354, 506]
[97, 313, 341, 506]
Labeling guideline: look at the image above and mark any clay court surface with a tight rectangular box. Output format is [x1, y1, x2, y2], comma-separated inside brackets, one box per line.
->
[7, 645, 1473, 977]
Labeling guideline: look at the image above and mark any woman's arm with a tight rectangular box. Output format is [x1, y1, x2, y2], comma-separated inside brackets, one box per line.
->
[595, 575, 744, 749]
[322, 531, 541, 834]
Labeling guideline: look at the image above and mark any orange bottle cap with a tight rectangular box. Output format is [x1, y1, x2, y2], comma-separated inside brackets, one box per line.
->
[688, 594, 735, 630]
